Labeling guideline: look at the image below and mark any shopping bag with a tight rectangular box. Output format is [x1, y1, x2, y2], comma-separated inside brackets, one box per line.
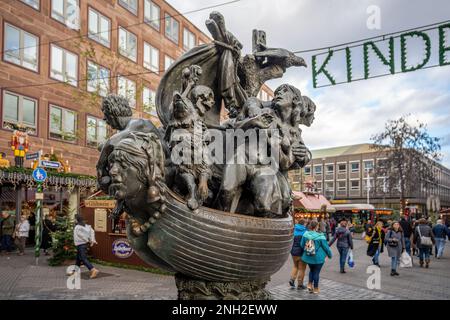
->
[347, 249, 355, 268]
[399, 252, 412, 268]
[361, 232, 366, 240]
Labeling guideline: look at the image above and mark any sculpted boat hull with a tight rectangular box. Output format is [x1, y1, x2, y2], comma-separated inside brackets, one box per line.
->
[145, 190, 294, 282]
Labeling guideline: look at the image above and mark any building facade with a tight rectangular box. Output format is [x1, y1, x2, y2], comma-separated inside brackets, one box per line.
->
[0, 0, 274, 176]
[289, 143, 450, 213]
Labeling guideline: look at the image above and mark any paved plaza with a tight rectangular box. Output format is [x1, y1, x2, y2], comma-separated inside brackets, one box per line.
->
[0, 239, 449, 300]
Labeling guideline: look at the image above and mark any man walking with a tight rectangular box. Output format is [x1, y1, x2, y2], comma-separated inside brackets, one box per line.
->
[329, 219, 353, 273]
[399, 216, 413, 255]
[432, 220, 449, 259]
[1, 211, 15, 255]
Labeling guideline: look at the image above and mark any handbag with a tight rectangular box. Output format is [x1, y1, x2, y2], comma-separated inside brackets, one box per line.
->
[387, 231, 399, 247]
[417, 226, 433, 247]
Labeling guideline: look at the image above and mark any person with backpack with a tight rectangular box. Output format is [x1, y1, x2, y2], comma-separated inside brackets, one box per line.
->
[329, 219, 353, 274]
[413, 218, 435, 268]
[72, 214, 99, 279]
[300, 220, 332, 294]
[366, 220, 385, 267]
[384, 221, 406, 276]
[289, 218, 308, 289]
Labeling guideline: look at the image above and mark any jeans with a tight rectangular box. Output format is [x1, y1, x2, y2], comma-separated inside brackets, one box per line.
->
[1, 235, 13, 252]
[435, 238, 446, 258]
[372, 249, 380, 265]
[338, 247, 349, 271]
[404, 238, 411, 255]
[308, 263, 324, 289]
[419, 247, 431, 262]
[391, 256, 399, 271]
[76, 244, 94, 270]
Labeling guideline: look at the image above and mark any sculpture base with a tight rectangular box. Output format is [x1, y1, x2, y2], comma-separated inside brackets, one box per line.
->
[175, 274, 271, 300]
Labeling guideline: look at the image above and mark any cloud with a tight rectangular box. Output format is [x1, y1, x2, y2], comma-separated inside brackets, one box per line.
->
[167, 0, 450, 167]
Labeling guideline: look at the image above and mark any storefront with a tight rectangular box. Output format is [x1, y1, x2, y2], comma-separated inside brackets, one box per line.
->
[292, 191, 334, 220]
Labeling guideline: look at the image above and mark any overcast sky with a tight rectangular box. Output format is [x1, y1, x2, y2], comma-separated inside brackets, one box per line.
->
[167, 0, 450, 167]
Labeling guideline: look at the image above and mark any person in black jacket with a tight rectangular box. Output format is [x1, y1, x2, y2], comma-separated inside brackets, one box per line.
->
[413, 218, 435, 268]
[366, 221, 385, 267]
[399, 216, 413, 255]
[329, 219, 353, 273]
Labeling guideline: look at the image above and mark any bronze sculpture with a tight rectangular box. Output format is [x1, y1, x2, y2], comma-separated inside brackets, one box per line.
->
[97, 11, 315, 300]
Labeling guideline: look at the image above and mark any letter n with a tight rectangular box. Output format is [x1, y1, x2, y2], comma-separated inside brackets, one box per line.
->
[363, 38, 395, 79]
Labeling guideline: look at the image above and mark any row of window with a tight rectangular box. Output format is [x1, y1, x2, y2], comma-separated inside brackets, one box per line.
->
[19, 0, 202, 51]
[2, 90, 107, 147]
[3, 21, 178, 78]
[304, 160, 380, 175]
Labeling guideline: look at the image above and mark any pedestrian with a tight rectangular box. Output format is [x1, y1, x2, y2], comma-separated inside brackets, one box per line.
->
[41, 215, 56, 255]
[399, 216, 413, 255]
[289, 218, 308, 290]
[330, 217, 337, 236]
[413, 218, 435, 268]
[0, 211, 15, 255]
[72, 214, 99, 278]
[329, 218, 353, 273]
[364, 220, 373, 233]
[318, 217, 326, 234]
[347, 222, 355, 237]
[385, 221, 405, 276]
[14, 214, 30, 255]
[300, 220, 333, 294]
[432, 219, 449, 259]
[412, 219, 419, 256]
[366, 220, 385, 267]
[324, 217, 331, 241]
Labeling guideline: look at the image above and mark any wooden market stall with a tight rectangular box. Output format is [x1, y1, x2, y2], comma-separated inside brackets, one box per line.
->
[292, 191, 335, 220]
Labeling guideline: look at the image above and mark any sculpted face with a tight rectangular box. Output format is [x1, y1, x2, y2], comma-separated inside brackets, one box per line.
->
[108, 151, 145, 200]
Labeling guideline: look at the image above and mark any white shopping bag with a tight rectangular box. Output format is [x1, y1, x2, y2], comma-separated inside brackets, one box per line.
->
[399, 252, 412, 268]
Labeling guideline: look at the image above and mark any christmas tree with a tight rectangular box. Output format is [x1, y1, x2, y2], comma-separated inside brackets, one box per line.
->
[47, 210, 77, 266]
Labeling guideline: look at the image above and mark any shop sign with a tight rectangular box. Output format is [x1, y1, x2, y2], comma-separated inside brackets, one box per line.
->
[84, 199, 116, 209]
[94, 208, 108, 232]
[26, 152, 40, 160]
[35, 193, 44, 200]
[112, 239, 133, 258]
[40, 160, 61, 169]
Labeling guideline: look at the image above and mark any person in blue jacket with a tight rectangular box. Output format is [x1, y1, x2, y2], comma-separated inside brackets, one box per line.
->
[300, 220, 333, 294]
[289, 218, 308, 289]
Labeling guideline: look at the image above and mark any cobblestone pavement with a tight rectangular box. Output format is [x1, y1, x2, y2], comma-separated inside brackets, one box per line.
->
[268, 238, 450, 300]
[1, 238, 449, 300]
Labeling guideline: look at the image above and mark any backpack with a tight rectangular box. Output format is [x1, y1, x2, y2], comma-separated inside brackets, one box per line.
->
[305, 238, 316, 256]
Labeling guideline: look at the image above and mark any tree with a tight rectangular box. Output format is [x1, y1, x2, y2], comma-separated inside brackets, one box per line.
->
[48, 210, 77, 266]
[371, 116, 441, 215]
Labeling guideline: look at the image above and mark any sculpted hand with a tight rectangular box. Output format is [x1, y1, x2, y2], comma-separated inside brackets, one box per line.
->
[198, 180, 209, 201]
[252, 113, 274, 129]
[292, 144, 308, 159]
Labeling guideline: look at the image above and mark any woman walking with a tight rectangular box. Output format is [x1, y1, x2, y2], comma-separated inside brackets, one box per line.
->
[385, 221, 405, 276]
[289, 218, 308, 289]
[413, 218, 435, 268]
[73, 214, 99, 279]
[14, 214, 30, 255]
[300, 220, 332, 294]
[366, 221, 385, 266]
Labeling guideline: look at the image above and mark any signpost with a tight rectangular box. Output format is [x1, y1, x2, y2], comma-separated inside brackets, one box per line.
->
[26, 152, 40, 161]
[32, 167, 47, 265]
[40, 160, 61, 169]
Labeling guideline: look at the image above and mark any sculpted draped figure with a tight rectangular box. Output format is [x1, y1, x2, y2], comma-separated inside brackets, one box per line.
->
[96, 11, 317, 300]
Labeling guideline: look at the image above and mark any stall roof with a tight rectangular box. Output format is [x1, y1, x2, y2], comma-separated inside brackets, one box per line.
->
[292, 191, 334, 212]
[331, 203, 375, 211]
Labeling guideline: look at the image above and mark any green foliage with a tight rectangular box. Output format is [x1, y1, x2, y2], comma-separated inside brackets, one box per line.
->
[47, 213, 77, 266]
[312, 50, 336, 88]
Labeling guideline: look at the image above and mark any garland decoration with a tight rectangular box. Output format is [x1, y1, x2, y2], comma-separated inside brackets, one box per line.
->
[439, 23, 450, 66]
[400, 31, 431, 72]
[363, 37, 395, 79]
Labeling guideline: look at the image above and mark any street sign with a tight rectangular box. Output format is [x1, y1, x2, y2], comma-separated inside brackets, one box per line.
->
[40, 160, 61, 169]
[26, 152, 40, 160]
[32, 168, 47, 183]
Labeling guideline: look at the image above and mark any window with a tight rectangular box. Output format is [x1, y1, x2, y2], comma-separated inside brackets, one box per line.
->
[304, 166, 311, 175]
[2, 91, 37, 135]
[183, 28, 196, 51]
[143, 87, 157, 115]
[119, 0, 138, 15]
[338, 163, 347, 173]
[118, 76, 136, 108]
[87, 116, 107, 147]
[51, 0, 79, 29]
[338, 181, 347, 191]
[144, 0, 160, 30]
[364, 160, 374, 172]
[50, 44, 78, 86]
[164, 55, 174, 71]
[350, 180, 360, 190]
[144, 42, 159, 72]
[314, 165, 322, 175]
[21, 0, 39, 10]
[3, 23, 39, 71]
[325, 182, 334, 192]
[118, 27, 137, 62]
[351, 162, 360, 172]
[49, 105, 76, 141]
[326, 164, 334, 174]
[165, 13, 179, 44]
[87, 61, 110, 97]
[88, 8, 111, 47]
